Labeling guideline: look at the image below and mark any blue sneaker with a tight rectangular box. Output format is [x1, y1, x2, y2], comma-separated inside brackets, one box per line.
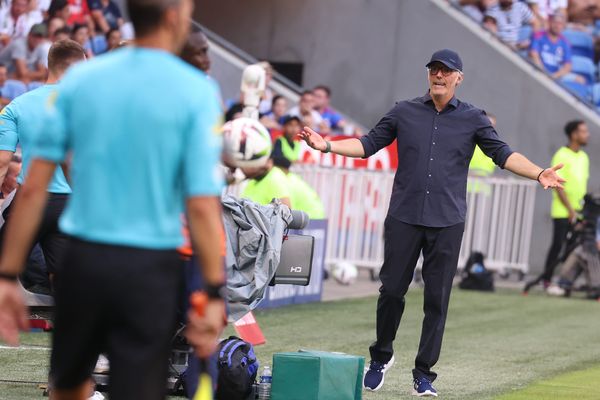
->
[412, 377, 438, 397]
[363, 355, 395, 391]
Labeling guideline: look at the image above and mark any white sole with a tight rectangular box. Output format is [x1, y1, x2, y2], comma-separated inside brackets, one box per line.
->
[412, 388, 438, 397]
[363, 355, 395, 392]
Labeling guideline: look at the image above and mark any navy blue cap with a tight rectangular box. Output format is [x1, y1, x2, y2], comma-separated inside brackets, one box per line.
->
[426, 49, 463, 72]
[281, 115, 301, 125]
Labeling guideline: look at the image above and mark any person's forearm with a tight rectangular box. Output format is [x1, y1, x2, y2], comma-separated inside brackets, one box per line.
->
[186, 196, 226, 286]
[26, 68, 48, 82]
[0, 151, 13, 188]
[329, 138, 365, 158]
[503, 152, 544, 180]
[553, 64, 571, 79]
[92, 11, 110, 33]
[530, 52, 544, 70]
[556, 188, 575, 214]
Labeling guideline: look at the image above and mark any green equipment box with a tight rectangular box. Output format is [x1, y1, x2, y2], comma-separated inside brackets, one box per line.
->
[271, 350, 365, 400]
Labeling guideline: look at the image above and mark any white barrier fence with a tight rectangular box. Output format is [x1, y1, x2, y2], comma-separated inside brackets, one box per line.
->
[294, 166, 537, 274]
[225, 166, 537, 274]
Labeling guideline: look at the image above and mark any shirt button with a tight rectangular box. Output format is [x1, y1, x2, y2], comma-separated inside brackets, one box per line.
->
[430, 158, 433, 161]
[427, 191, 430, 194]
[436, 112, 439, 115]
[428, 174, 432, 177]
[433, 142, 436, 145]
[434, 126, 438, 130]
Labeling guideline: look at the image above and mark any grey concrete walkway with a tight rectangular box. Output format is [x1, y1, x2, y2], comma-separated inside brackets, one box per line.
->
[322, 268, 526, 302]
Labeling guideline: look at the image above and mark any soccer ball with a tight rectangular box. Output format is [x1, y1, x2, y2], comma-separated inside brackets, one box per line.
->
[222, 117, 272, 168]
[330, 262, 358, 285]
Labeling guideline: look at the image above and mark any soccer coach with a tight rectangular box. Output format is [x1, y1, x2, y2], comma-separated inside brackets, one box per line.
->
[300, 49, 565, 397]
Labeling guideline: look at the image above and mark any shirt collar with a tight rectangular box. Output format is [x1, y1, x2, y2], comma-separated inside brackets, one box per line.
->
[421, 92, 459, 110]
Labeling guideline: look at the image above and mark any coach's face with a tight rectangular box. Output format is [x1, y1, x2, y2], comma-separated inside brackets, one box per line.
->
[427, 61, 463, 98]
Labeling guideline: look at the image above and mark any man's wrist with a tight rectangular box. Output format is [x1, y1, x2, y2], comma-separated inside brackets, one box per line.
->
[322, 141, 331, 154]
[204, 282, 227, 300]
[536, 168, 546, 182]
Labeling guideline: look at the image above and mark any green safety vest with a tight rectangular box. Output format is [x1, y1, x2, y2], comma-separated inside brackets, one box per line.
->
[287, 172, 325, 219]
[276, 136, 301, 162]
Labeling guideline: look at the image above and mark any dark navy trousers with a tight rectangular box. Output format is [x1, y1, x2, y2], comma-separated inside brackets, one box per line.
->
[369, 216, 464, 382]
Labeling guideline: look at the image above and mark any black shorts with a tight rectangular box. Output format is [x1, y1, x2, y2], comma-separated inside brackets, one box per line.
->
[50, 237, 183, 400]
[0, 192, 69, 275]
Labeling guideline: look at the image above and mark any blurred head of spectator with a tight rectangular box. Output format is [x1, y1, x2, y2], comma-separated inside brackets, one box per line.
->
[565, 120, 589, 147]
[529, 11, 573, 80]
[313, 85, 331, 113]
[53, 26, 71, 42]
[106, 28, 121, 51]
[287, 90, 326, 132]
[225, 103, 243, 122]
[567, 0, 599, 28]
[281, 115, 301, 142]
[482, 13, 498, 34]
[259, 95, 287, 131]
[180, 27, 210, 73]
[271, 95, 287, 120]
[47, 16, 66, 39]
[313, 84, 346, 131]
[240, 157, 272, 180]
[27, 22, 48, 51]
[259, 61, 273, 85]
[548, 10, 567, 36]
[0, 0, 29, 41]
[299, 90, 315, 116]
[71, 23, 88, 46]
[527, 0, 568, 28]
[487, 0, 539, 47]
[11, 0, 29, 21]
[48, 0, 70, 22]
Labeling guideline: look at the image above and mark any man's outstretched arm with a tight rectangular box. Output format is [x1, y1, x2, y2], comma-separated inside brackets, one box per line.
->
[299, 126, 365, 157]
[504, 152, 565, 189]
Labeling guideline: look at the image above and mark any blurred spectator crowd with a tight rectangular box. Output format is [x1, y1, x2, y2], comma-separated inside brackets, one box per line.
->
[452, 0, 600, 110]
[224, 62, 362, 137]
[0, 0, 129, 105]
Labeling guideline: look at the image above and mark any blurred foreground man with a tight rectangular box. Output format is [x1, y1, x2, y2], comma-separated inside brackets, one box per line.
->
[300, 49, 564, 397]
[0, 39, 85, 286]
[0, 0, 226, 399]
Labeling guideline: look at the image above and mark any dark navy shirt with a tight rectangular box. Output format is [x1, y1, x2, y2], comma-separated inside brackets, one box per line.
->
[360, 93, 514, 228]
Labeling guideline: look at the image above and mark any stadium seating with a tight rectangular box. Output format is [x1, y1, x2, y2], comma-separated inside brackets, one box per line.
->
[28, 82, 43, 91]
[570, 55, 597, 84]
[1, 80, 27, 101]
[562, 29, 594, 60]
[90, 36, 108, 55]
[560, 80, 591, 102]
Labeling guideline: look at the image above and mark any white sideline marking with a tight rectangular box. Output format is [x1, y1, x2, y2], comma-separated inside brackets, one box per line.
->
[0, 345, 50, 351]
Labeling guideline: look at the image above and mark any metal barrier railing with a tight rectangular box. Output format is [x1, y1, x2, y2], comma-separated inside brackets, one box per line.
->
[226, 166, 537, 274]
[294, 166, 537, 274]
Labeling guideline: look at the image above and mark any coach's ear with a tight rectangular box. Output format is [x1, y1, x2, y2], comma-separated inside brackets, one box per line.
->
[456, 73, 464, 87]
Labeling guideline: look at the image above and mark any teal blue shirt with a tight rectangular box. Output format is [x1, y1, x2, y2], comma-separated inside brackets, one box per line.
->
[0, 85, 71, 194]
[34, 48, 224, 249]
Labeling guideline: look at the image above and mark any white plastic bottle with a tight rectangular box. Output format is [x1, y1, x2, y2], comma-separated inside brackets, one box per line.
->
[258, 365, 272, 400]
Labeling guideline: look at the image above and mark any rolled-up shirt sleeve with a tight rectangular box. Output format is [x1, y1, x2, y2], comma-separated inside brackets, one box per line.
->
[474, 110, 514, 169]
[359, 104, 399, 158]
